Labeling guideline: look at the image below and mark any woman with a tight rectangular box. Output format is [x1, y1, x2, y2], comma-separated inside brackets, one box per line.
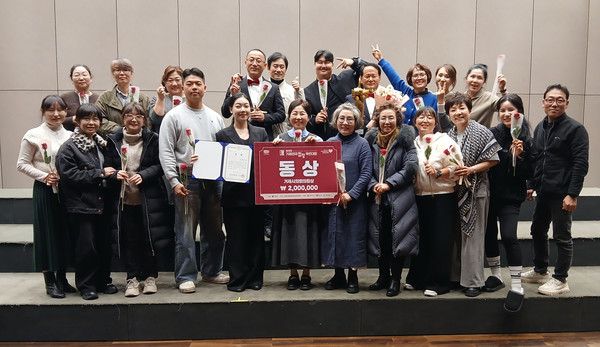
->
[445, 92, 501, 297]
[105, 102, 174, 297]
[365, 102, 419, 297]
[485, 94, 535, 312]
[96, 58, 151, 137]
[321, 103, 372, 294]
[16, 95, 75, 298]
[464, 64, 508, 128]
[149, 65, 185, 134]
[405, 107, 460, 297]
[267, 52, 304, 138]
[56, 104, 118, 300]
[216, 93, 269, 292]
[271, 99, 323, 290]
[60, 64, 99, 131]
[434, 64, 457, 133]
[371, 45, 437, 126]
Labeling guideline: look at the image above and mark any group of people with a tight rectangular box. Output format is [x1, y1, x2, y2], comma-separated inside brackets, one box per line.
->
[17, 46, 588, 314]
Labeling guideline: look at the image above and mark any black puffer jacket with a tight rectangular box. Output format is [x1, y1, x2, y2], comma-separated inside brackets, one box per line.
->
[489, 121, 536, 203]
[104, 128, 174, 260]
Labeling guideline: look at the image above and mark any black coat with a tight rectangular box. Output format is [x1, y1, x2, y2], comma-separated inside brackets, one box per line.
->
[56, 138, 109, 214]
[104, 128, 174, 259]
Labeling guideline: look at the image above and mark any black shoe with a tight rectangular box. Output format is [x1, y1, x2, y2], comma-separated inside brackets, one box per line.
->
[464, 287, 481, 297]
[81, 291, 98, 300]
[56, 271, 77, 293]
[483, 276, 505, 292]
[43, 272, 65, 299]
[247, 283, 263, 291]
[325, 275, 347, 290]
[386, 279, 400, 297]
[504, 289, 525, 313]
[300, 275, 313, 290]
[369, 276, 390, 291]
[102, 283, 118, 294]
[287, 275, 300, 290]
[228, 286, 245, 292]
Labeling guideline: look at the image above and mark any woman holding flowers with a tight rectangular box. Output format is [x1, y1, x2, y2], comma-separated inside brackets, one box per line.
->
[365, 102, 419, 297]
[104, 102, 173, 297]
[484, 94, 535, 312]
[271, 99, 323, 291]
[321, 103, 372, 294]
[445, 92, 501, 297]
[149, 65, 185, 134]
[61, 64, 99, 131]
[404, 106, 461, 297]
[17, 95, 75, 298]
[216, 93, 269, 292]
[56, 104, 117, 300]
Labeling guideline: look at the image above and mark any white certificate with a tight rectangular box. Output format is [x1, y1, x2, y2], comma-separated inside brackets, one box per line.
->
[222, 143, 252, 183]
[191, 141, 252, 183]
[192, 141, 223, 180]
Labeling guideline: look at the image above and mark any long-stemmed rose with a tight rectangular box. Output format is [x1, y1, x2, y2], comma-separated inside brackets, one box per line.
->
[129, 86, 139, 103]
[79, 92, 88, 105]
[180, 163, 188, 215]
[120, 146, 128, 210]
[443, 144, 467, 186]
[423, 135, 435, 197]
[375, 148, 387, 206]
[510, 112, 523, 176]
[258, 83, 270, 107]
[42, 143, 58, 194]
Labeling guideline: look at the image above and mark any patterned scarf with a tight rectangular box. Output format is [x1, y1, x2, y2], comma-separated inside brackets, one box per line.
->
[376, 127, 399, 150]
[449, 120, 501, 237]
[71, 127, 107, 153]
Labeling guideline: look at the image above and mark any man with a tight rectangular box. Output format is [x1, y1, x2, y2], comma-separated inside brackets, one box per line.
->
[221, 49, 285, 140]
[522, 84, 589, 296]
[304, 50, 364, 140]
[159, 68, 228, 293]
[345, 62, 384, 135]
[267, 51, 304, 138]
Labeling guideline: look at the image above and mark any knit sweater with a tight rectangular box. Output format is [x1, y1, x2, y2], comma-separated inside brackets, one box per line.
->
[17, 122, 71, 182]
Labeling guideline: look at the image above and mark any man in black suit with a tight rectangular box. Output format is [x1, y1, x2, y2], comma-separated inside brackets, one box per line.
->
[304, 50, 364, 140]
[345, 62, 383, 136]
[221, 49, 285, 140]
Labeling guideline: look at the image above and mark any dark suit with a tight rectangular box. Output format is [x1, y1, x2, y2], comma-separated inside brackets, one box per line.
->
[345, 93, 375, 135]
[304, 58, 364, 140]
[221, 77, 285, 140]
[216, 124, 269, 291]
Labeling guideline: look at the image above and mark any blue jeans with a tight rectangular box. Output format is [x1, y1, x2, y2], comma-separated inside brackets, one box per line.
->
[174, 178, 225, 284]
[530, 196, 573, 282]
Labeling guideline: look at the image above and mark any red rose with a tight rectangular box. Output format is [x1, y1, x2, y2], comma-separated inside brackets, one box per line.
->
[41, 143, 48, 150]
[186, 129, 192, 136]
[295, 130, 301, 137]
[121, 146, 127, 154]
[131, 87, 136, 93]
[444, 149, 451, 155]
[319, 80, 325, 85]
[449, 145, 456, 153]
[180, 164, 187, 171]
[380, 149, 387, 155]
[263, 84, 268, 90]
[79, 92, 85, 98]
[514, 113, 521, 119]
[424, 136, 432, 144]
[173, 99, 181, 106]
[386, 95, 391, 100]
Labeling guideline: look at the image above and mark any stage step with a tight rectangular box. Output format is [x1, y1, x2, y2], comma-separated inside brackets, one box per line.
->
[1, 268, 598, 342]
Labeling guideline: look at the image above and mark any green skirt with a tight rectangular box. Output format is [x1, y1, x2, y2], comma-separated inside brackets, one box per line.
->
[32, 180, 71, 271]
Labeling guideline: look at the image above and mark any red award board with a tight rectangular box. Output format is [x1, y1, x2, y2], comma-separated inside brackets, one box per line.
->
[254, 141, 341, 205]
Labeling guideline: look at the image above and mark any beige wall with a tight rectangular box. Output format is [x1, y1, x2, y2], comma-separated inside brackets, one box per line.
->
[1, 0, 597, 188]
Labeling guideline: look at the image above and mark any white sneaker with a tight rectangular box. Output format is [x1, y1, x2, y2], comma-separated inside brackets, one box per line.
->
[179, 280, 196, 293]
[202, 273, 230, 284]
[125, 278, 140, 297]
[143, 277, 157, 294]
[424, 289, 438, 297]
[521, 268, 550, 284]
[538, 278, 570, 296]
[403, 283, 415, 290]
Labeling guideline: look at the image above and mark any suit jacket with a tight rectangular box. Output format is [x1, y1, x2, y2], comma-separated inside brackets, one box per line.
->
[60, 91, 99, 131]
[215, 123, 269, 207]
[345, 93, 374, 135]
[221, 77, 285, 140]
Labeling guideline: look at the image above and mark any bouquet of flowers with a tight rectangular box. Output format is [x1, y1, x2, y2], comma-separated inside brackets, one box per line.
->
[375, 148, 387, 206]
[351, 84, 372, 117]
[375, 85, 409, 110]
[510, 112, 523, 176]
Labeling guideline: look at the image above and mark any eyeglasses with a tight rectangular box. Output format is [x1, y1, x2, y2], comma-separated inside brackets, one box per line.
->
[246, 58, 263, 65]
[412, 73, 427, 79]
[544, 98, 566, 105]
[379, 117, 396, 123]
[72, 73, 90, 79]
[166, 77, 182, 84]
[416, 114, 435, 120]
[124, 114, 145, 120]
[112, 68, 131, 74]
[338, 117, 355, 123]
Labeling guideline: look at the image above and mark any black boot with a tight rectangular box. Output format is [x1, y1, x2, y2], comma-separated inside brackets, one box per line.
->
[43, 271, 65, 299]
[325, 268, 347, 290]
[56, 269, 77, 293]
[386, 279, 400, 297]
[346, 269, 359, 294]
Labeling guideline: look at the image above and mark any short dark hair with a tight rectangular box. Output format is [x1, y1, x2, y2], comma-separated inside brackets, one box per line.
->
[406, 63, 432, 86]
[373, 102, 404, 127]
[496, 93, 525, 114]
[466, 63, 488, 82]
[413, 106, 441, 133]
[360, 62, 381, 77]
[182, 68, 205, 83]
[444, 92, 472, 114]
[69, 64, 92, 78]
[288, 99, 312, 117]
[228, 92, 250, 108]
[435, 64, 457, 91]
[122, 102, 147, 118]
[314, 50, 334, 63]
[543, 84, 570, 100]
[160, 65, 184, 87]
[246, 49, 266, 61]
[267, 52, 288, 68]
[41, 95, 67, 112]
[75, 103, 103, 122]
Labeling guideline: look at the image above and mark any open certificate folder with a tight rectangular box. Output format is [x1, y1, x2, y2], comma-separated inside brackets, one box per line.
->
[191, 140, 253, 183]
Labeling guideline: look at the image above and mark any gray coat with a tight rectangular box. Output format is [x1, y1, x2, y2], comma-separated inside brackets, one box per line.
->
[366, 125, 419, 257]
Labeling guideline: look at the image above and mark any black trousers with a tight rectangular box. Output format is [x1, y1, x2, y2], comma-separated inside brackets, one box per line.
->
[68, 213, 112, 293]
[485, 199, 522, 266]
[224, 205, 265, 291]
[378, 204, 405, 281]
[407, 193, 457, 294]
[121, 204, 157, 280]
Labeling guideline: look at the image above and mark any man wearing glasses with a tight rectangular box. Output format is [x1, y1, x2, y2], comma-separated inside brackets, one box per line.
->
[522, 84, 589, 296]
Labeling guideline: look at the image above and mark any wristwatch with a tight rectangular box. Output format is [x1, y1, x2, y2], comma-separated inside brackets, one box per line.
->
[436, 170, 443, 179]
